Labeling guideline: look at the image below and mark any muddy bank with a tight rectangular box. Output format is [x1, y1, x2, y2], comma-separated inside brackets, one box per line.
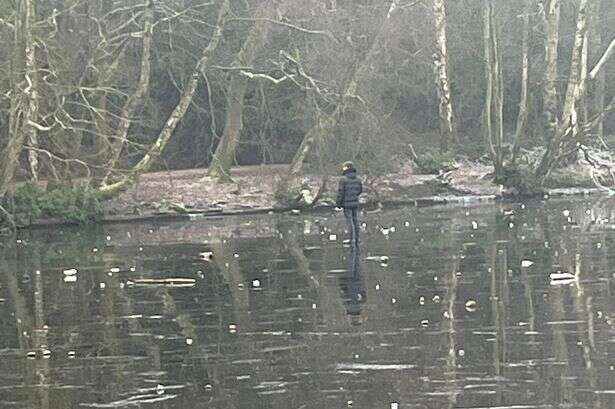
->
[11, 162, 607, 229]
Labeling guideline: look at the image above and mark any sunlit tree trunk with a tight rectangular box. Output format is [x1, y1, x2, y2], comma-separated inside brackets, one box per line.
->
[99, 0, 231, 197]
[23, 0, 39, 182]
[208, 1, 274, 181]
[432, 0, 457, 153]
[542, 0, 560, 136]
[102, 0, 154, 185]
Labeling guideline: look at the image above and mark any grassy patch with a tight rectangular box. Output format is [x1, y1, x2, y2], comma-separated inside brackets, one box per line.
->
[2, 183, 104, 226]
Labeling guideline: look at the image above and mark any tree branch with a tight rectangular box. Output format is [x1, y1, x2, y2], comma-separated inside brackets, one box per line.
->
[589, 38, 615, 80]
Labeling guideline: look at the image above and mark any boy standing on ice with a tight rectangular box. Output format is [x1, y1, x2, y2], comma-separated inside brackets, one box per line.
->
[336, 161, 363, 245]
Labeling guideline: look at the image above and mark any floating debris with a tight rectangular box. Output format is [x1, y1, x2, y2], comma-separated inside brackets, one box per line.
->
[521, 260, 534, 267]
[471, 221, 478, 230]
[199, 251, 213, 261]
[26, 351, 36, 359]
[63, 275, 77, 283]
[419, 296, 425, 306]
[252, 279, 261, 288]
[391, 403, 399, 409]
[465, 300, 477, 312]
[432, 295, 441, 304]
[63, 268, 77, 276]
[99, 283, 106, 289]
[128, 278, 196, 287]
[421, 319, 429, 327]
[329, 234, 337, 241]
[366, 255, 389, 262]
[550, 271, 575, 285]
[186, 338, 193, 345]
[336, 363, 416, 370]
[110, 267, 120, 273]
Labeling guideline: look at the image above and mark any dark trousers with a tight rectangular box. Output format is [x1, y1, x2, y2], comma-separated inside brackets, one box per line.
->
[343, 207, 360, 243]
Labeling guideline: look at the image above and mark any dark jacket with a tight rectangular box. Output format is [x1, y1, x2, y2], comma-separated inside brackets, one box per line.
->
[336, 169, 362, 208]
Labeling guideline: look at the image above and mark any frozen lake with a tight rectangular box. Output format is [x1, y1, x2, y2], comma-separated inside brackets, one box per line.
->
[1, 197, 614, 408]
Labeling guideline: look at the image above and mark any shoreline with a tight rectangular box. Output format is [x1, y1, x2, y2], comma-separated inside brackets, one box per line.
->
[15, 187, 603, 230]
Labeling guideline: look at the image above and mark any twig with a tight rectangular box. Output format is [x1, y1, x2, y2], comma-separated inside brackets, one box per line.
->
[0, 204, 16, 233]
[229, 17, 338, 43]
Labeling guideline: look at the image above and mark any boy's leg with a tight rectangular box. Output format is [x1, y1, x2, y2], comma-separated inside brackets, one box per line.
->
[352, 208, 360, 244]
[344, 208, 356, 243]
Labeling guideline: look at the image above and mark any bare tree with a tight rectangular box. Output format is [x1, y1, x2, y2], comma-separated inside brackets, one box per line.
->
[99, 0, 231, 196]
[208, 0, 276, 181]
[512, 0, 533, 163]
[482, 0, 504, 178]
[535, 0, 590, 183]
[101, 0, 155, 185]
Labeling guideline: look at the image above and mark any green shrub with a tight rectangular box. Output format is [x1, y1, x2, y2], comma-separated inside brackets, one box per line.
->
[413, 151, 457, 175]
[4, 183, 104, 225]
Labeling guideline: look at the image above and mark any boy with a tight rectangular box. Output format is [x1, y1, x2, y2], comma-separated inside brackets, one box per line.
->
[336, 161, 363, 245]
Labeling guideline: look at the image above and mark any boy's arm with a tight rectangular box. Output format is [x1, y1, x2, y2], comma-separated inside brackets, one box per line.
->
[336, 178, 345, 207]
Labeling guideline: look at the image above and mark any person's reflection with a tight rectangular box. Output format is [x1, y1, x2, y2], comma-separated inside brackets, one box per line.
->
[340, 246, 366, 325]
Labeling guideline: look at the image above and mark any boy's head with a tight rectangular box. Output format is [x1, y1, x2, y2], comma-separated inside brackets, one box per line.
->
[342, 161, 355, 173]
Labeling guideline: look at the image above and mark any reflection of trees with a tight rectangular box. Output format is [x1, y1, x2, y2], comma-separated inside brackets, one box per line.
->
[212, 240, 254, 333]
[285, 233, 348, 329]
[488, 238, 504, 404]
[444, 258, 459, 409]
[1, 245, 49, 409]
[568, 244, 600, 408]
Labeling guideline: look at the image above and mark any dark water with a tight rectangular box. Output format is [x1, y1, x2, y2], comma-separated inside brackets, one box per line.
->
[1, 198, 615, 409]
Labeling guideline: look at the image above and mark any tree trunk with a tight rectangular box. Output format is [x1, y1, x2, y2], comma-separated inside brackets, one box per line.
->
[208, 1, 275, 181]
[512, 0, 532, 163]
[101, 0, 154, 185]
[0, 1, 27, 197]
[482, 0, 503, 178]
[99, 0, 231, 197]
[535, 0, 590, 183]
[432, 0, 457, 153]
[590, 0, 610, 141]
[24, 0, 39, 182]
[542, 0, 560, 136]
